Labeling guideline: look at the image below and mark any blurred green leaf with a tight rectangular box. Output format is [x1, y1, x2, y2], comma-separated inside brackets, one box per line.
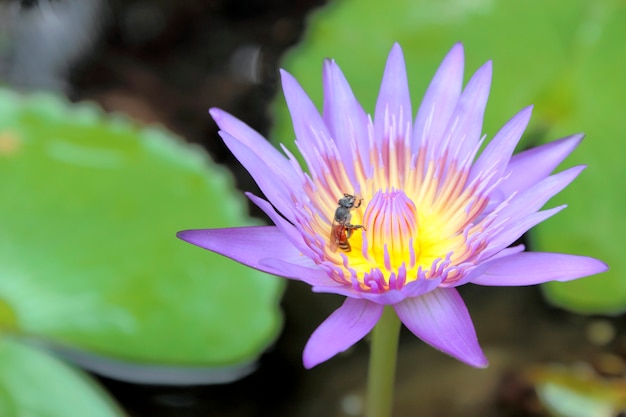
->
[0, 88, 284, 373]
[529, 365, 626, 417]
[0, 337, 125, 417]
[272, 0, 624, 313]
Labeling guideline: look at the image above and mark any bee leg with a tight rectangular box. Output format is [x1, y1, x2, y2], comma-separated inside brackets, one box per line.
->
[345, 224, 365, 239]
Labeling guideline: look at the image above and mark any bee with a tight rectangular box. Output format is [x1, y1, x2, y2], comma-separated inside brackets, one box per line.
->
[329, 193, 365, 252]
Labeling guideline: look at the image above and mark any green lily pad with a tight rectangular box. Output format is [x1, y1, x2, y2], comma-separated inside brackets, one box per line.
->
[272, 0, 621, 313]
[0, 88, 284, 375]
[0, 337, 125, 417]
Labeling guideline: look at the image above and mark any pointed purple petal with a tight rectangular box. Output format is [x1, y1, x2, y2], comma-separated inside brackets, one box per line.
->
[303, 298, 383, 369]
[498, 165, 585, 221]
[413, 43, 464, 152]
[472, 252, 608, 286]
[246, 192, 317, 259]
[322, 59, 371, 180]
[485, 205, 566, 255]
[491, 165, 584, 241]
[280, 69, 336, 178]
[259, 258, 340, 287]
[220, 131, 300, 221]
[501, 134, 583, 194]
[394, 288, 487, 367]
[451, 245, 527, 287]
[374, 43, 412, 147]
[210, 108, 300, 182]
[178, 226, 335, 286]
[177, 226, 299, 274]
[435, 60, 492, 163]
[470, 106, 533, 183]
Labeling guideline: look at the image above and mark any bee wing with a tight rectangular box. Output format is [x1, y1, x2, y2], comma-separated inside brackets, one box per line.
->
[328, 221, 339, 252]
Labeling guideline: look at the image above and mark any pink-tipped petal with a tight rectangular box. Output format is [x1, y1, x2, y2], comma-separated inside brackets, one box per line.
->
[501, 134, 584, 194]
[472, 252, 608, 286]
[374, 43, 412, 147]
[395, 288, 488, 367]
[413, 43, 464, 152]
[303, 298, 383, 369]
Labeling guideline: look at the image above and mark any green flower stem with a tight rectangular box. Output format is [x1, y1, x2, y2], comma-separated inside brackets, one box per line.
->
[365, 305, 402, 417]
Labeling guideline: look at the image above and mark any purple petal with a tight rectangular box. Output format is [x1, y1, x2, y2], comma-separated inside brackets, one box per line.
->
[322, 59, 371, 180]
[259, 257, 340, 287]
[500, 134, 583, 195]
[451, 245, 527, 287]
[303, 298, 383, 369]
[245, 192, 317, 259]
[178, 226, 336, 286]
[490, 244, 526, 259]
[413, 43, 464, 152]
[394, 288, 487, 367]
[310, 283, 431, 306]
[484, 165, 585, 252]
[177, 226, 301, 274]
[436, 60, 492, 163]
[497, 165, 585, 223]
[210, 108, 301, 183]
[485, 205, 565, 255]
[311, 284, 366, 298]
[374, 43, 412, 147]
[401, 276, 444, 298]
[470, 106, 533, 184]
[280, 69, 336, 179]
[362, 289, 408, 305]
[220, 131, 300, 222]
[471, 252, 608, 286]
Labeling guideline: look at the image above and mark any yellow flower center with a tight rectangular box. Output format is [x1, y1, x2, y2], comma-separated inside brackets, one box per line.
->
[305, 156, 489, 291]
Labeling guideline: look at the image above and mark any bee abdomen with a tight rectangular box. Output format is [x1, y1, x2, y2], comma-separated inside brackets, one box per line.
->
[338, 242, 351, 252]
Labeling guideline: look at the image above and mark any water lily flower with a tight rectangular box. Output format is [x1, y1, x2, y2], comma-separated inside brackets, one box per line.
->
[178, 43, 607, 369]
